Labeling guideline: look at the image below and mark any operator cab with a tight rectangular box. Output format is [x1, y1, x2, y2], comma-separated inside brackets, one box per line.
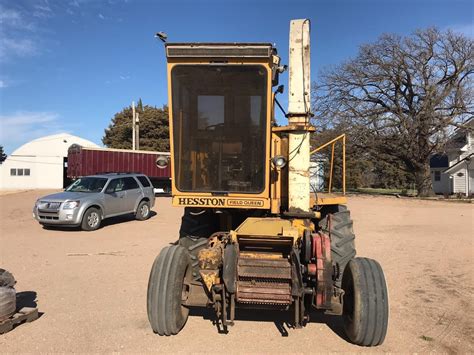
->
[166, 43, 282, 208]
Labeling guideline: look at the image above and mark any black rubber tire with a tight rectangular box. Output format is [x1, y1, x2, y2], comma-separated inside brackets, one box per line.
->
[81, 207, 102, 231]
[342, 257, 389, 346]
[179, 208, 219, 239]
[319, 205, 356, 287]
[0, 269, 16, 288]
[147, 245, 190, 336]
[136, 200, 151, 221]
[0, 286, 16, 321]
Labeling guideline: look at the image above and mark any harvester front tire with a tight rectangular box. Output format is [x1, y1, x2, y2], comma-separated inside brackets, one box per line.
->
[319, 205, 356, 287]
[342, 257, 389, 346]
[147, 245, 190, 336]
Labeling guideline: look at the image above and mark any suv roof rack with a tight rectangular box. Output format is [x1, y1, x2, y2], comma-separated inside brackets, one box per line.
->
[97, 172, 139, 175]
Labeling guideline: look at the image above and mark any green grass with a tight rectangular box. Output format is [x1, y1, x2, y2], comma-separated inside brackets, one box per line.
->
[347, 188, 417, 196]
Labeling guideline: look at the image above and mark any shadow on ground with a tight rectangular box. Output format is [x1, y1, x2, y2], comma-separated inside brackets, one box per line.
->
[189, 307, 348, 341]
[42, 211, 157, 232]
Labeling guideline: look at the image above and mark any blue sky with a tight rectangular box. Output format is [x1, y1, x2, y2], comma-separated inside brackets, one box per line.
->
[0, 0, 472, 154]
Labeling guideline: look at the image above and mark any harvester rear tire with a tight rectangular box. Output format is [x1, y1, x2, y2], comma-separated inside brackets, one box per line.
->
[342, 257, 389, 346]
[318, 205, 356, 287]
[179, 208, 218, 239]
[147, 245, 190, 336]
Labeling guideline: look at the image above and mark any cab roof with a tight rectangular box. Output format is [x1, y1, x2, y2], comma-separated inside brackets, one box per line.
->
[165, 42, 275, 59]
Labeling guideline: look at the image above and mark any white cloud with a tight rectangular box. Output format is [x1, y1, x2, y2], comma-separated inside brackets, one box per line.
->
[0, 6, 22, 26]
[33, 3, 53, 18]
[119, 75, 130, 80]
[0, 4, 40, 62]
[0, 80, 6, 88]
[98, 13, 105, 20]
[0, 38, 37, 60]
[0, 111, 65, 151]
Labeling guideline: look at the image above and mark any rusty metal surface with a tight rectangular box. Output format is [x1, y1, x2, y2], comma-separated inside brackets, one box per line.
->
[236, 256, 293, 305]
[312, 232, 333, 309]
[237, 280, 292, 305]
[237, 257, 291, 280]
[198, 247, 222, 270]
[199, 270, 220, 292]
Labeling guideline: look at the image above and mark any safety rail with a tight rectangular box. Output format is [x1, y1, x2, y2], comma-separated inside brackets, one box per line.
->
[310, 134, 346, 194]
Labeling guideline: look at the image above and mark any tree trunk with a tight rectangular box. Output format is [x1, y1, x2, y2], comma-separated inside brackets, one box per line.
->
[414, 163, 434, 197]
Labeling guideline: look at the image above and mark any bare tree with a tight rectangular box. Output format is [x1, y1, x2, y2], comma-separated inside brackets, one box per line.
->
[314, 28, 473, 196]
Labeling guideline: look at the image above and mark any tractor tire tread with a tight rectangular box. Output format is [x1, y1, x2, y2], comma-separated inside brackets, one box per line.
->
[319, 206, 356, 288]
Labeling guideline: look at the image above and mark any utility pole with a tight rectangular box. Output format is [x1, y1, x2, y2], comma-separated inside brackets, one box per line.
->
[136, 112, 140, 150]
[132, 101, 136, 151]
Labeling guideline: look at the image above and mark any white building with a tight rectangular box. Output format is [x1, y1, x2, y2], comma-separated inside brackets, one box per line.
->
[430, 119, 474, 196]
[309, 159, 325, 192]
[0, 133, 99, 189]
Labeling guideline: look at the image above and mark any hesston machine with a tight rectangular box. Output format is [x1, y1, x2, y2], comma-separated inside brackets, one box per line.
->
[147, 19, 389, 346]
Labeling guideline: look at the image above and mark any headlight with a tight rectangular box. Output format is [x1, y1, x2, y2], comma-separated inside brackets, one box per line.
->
[271, 155, 287, 168]
[156, 155, 169, 169]
[63, 200, 80, 209]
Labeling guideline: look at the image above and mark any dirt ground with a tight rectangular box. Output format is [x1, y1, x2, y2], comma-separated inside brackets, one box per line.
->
[0, 190, 472, 353]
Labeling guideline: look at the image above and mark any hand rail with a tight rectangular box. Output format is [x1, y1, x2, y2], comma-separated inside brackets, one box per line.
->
[310, 134, 346, 194]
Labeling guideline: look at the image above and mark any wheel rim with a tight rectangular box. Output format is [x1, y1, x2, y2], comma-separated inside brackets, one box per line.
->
[140, 204, 149, 217]
[88, 212, 99, 228]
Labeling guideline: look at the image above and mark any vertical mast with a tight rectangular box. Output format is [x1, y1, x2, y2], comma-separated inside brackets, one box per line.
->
[287, 19, 311, 213]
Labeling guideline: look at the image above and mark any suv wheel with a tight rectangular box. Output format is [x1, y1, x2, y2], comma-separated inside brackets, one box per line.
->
[136, 200, 151, 221]
[81, 207, 102, 231]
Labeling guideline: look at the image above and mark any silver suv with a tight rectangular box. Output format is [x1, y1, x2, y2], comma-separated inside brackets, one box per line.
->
[33, 173, 155, 231]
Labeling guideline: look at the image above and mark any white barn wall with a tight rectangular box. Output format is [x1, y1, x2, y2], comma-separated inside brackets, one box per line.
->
[0, 133, 98, 189]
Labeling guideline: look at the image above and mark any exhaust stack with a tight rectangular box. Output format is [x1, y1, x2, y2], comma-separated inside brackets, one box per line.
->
[287, 19, 311, 213]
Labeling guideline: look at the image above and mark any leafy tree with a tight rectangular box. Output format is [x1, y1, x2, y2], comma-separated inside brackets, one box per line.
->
[102, 100, 169, 151]
[314, 28, 473, 196]
[0, 145, 6, 163]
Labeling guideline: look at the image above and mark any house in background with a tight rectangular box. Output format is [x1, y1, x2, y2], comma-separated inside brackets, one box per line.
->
[430, 118, 474, 196]
[430, 154, 450, 194]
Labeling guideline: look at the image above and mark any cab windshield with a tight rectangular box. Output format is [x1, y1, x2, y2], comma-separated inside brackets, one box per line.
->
[66, 177, 108, 193]
[171, 65, 268, 193]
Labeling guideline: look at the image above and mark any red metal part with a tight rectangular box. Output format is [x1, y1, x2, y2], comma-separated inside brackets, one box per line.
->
[311, 232, 332, 308]
[67, 145, 171, 180]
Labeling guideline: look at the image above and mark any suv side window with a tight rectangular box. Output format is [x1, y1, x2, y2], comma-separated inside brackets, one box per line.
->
[123, 177, 139, 190]
[105, 178, 124, 193]
[137, 176, 151, 187]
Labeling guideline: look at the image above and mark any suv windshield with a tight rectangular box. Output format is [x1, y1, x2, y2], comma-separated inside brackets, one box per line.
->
[66, 177, 108, 193]
[171, 65, 268, 193]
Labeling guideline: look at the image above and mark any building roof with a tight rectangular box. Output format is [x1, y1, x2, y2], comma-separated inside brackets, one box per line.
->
[430, 154, 449, 168]
[444, 153, 474, 174]
[11, 133, 99, 157]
